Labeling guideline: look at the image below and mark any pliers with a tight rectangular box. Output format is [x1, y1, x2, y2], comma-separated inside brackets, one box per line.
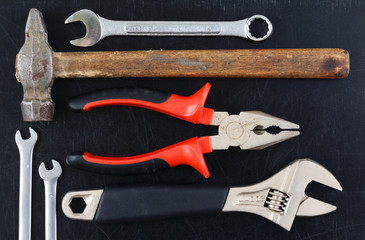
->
[66, 83, 300, 178]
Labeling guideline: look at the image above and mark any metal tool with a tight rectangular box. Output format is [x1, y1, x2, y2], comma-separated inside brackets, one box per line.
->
[16, 9, 350, 122]
[15, 127, 38, 240]
[66, 83, 299, 178]
[62, 159, 342, 231]
[39, 160, 62, 240]
[65, 9, 273, 47]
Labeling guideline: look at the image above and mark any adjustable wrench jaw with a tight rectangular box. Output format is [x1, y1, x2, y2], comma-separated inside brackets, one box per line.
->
[209, 111, 300, 150]
[222, 159, 342, 231]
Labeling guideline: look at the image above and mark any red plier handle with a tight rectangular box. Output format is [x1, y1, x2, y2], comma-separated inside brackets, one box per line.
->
[68, 83, 214, 125]
[66, 136, 212, 178]
[67, 83, 216, 177]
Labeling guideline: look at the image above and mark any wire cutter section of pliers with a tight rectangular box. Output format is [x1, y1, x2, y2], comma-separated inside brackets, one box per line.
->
[66, 83, 300, 178]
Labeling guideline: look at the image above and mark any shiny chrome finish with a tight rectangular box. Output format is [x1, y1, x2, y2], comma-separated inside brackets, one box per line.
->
[62, 190, 103, 221]
[209, 111, 300, 150]
[39, 160, 62, 240]
[65, 9, 273, 47]
[222, 159, 343, 231]
[15, 127, 38, 240]
[61, 159, 342, 231]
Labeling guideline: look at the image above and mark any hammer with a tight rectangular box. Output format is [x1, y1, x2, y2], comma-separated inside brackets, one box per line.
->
[16, 9, 350, 121]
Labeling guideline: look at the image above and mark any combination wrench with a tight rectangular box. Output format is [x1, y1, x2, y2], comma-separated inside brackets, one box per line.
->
[39, 160, 62, 240]
[65, 9, 273, 47]
[15, 127, 38, 240]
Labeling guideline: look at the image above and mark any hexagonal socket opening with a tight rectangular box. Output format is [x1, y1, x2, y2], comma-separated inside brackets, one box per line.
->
[69, 197, 87, 214]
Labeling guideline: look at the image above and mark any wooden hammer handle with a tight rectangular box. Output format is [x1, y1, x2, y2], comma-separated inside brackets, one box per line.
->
[53, 48, 349, 79]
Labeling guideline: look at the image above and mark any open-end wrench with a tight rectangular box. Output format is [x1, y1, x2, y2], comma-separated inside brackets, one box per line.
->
[62, 159, 342, 231]
[65, 9, 273, 47]
[39, 160, 62, 240]
[15, 127, 38, 240]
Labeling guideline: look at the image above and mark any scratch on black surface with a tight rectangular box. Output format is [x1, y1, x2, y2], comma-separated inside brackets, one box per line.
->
[298, 223, 365, 240]
[0, 20, 18, 48]
[185, 220, 200, 237]
[215, 156, 229, 179]
[93, 223, 112, 239]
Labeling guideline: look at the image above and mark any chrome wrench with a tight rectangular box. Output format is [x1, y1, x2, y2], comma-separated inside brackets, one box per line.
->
[62, 159, 342, 231]
[65, 9, 273, 47]
[15, 127, 38, 240]
[39, 160, 62, 240]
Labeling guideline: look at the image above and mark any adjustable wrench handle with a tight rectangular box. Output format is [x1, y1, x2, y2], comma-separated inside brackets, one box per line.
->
[43, 179, 58, 240]
[66, 137, 212, 178]
[94, 184, 229, 223]
[68, 83, 214, 125]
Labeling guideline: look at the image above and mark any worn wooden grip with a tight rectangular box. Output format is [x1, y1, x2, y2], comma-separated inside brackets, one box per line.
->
[53, 48, 349, 79]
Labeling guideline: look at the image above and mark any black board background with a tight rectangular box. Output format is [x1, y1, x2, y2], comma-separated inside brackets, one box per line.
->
[0, 0, 364, 239]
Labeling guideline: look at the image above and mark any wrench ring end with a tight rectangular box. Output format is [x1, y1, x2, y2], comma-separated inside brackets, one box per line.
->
[246, 15, 273, 41]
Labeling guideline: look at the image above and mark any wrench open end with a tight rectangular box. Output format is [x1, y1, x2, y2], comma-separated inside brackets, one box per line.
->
[38, 160, 62, 180]
[65, 9, 102, 47]
[15, 127, 38, 145]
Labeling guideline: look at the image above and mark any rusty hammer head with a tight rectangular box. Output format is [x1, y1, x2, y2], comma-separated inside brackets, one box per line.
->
[16, 8, 55, 121]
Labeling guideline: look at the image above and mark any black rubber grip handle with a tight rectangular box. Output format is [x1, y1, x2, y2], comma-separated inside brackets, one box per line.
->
[66, 137, 212, 178]
[94, 184, 229, 223]
[66, 152, 170, 175]
[68, 87, 171, 111]
[67, 83, 214, 125]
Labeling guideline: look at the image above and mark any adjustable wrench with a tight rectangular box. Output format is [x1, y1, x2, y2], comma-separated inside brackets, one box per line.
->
[39, 160, 62, 240]
[62, 159, 342, 231]
[15, 128, 38, 240]
[65, 9, 273, 47]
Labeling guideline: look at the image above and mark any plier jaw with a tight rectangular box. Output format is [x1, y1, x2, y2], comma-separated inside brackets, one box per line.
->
[209, 111, 300, 150]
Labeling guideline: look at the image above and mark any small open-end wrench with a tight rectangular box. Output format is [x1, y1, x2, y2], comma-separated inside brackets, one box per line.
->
[39, 160, 62, 240]
[62, 159, 342, 231]
[15, 127, 38, 240]
[65, 9, 273, 47]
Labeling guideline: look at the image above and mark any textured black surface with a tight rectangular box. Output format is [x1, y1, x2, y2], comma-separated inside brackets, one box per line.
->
[66, 153, 171, 175]
[68, 87, 171, 110]
[1, 0, 364, 239]
[95, 184, 229, 223]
